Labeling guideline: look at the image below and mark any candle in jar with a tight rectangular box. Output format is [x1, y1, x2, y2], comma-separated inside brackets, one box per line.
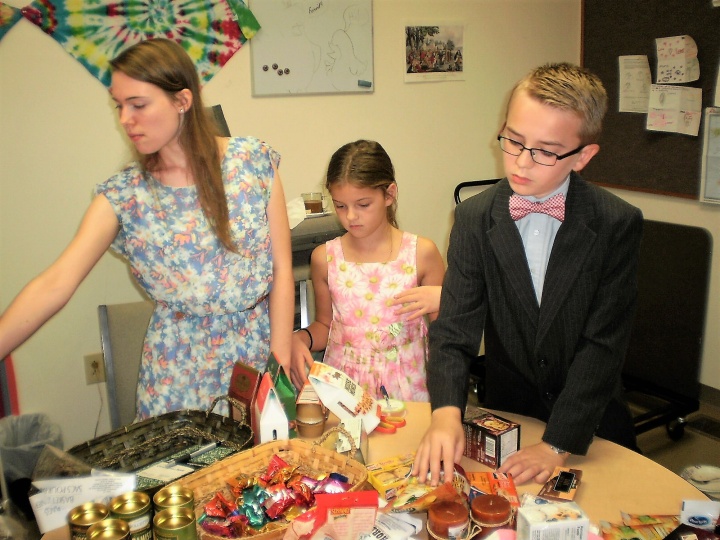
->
[470, 494, 512, 538]
[427, 500, 469, 539]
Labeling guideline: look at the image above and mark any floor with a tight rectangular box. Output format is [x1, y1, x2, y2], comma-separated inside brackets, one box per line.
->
[634, 397, 720, 477]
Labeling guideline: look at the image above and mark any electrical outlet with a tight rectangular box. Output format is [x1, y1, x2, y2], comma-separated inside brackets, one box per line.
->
[84, 353, 106, 384]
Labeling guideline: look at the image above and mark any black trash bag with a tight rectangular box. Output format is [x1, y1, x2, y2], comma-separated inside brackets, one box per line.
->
[0, 414, 63, 520]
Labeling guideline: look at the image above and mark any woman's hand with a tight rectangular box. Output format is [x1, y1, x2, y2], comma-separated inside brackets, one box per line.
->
[290, 330, 315, 390]
[391, 285, 442, 321]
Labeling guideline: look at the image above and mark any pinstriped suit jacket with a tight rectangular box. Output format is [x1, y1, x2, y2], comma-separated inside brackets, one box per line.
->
[427, 173, 643, 455]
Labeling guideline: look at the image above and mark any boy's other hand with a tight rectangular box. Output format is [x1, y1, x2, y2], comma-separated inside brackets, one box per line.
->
[497, 442, 569, 485]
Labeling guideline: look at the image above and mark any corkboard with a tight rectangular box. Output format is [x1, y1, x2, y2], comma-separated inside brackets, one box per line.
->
[581, 0, 720, 198]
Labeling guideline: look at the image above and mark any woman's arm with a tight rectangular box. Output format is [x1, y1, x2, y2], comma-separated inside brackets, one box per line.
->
[289, 244, 332, 389]
[266, 165, 295, 373]
[0, 195, 120, 358]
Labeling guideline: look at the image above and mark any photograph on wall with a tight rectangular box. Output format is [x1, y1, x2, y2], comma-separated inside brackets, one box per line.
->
[405, 24, 464, 82]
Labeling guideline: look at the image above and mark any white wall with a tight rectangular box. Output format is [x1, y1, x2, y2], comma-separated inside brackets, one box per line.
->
[1, 0, 717, 448]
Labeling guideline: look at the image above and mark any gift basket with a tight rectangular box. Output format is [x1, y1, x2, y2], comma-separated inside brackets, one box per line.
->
[67, 396, 253, 491]
[172, 431, 369, 540]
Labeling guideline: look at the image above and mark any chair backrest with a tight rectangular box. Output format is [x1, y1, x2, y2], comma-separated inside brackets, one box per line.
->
[454, 179, 501, 204]
[98, 301, 154, 430]
[208, 104, 231, 137]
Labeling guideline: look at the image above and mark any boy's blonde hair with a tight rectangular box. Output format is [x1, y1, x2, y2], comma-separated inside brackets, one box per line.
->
[509, 63, 608, 144]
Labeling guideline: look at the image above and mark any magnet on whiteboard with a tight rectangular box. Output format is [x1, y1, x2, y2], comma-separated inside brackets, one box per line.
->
[358, 80, 372, 88]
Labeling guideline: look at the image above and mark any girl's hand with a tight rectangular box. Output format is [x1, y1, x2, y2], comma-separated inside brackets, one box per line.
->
[290, 331, 315, 390]
[391, 285, 442, 321]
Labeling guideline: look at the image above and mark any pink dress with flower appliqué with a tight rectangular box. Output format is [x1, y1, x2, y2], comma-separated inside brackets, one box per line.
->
[323, 232, 429, 402]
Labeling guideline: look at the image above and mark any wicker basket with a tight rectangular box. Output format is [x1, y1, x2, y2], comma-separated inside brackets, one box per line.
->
[172, 435, 369, 540]
[67, 396, 253, 475]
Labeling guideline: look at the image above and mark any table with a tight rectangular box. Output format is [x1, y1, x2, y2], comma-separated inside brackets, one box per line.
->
[42, 402, 707, 539]
[361, 402, 707, 523]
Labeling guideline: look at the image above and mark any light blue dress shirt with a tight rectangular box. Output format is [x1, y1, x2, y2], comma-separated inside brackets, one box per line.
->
[513, 175, 570, 305]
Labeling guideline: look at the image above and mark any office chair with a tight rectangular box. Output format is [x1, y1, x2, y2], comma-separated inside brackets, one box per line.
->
[453, 179, 501, 403]
[98, 301, 154, 430]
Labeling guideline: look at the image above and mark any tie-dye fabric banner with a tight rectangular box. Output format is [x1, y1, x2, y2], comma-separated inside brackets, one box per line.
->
[0, 2, 22, 42]
[21, 0, 260, 87]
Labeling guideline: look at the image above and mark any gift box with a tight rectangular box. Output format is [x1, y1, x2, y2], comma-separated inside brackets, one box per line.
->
[516, 501, 589, 540]
[462, 406, 520, 468]
[366, 453, 415, 501]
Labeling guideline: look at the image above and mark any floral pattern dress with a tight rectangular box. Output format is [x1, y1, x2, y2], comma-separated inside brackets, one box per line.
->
[95, 137, 278, 419]
[323, 232, 430, 402]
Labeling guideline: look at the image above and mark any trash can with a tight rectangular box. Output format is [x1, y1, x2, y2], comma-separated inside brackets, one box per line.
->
[0, 413, 63, 519]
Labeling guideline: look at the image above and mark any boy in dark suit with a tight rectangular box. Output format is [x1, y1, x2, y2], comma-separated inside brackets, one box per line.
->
[414, 63, 643, 486]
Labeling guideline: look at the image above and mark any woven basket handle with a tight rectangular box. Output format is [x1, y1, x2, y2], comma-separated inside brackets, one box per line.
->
[314, 425, 357, 460]
[208, 395, 248, 426]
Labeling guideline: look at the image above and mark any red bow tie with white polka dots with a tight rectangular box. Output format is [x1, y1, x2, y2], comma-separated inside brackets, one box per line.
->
[509, 193, 565, 222]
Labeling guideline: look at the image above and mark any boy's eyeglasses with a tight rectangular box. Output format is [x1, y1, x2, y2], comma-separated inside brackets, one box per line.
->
[497, 135, 586, 167]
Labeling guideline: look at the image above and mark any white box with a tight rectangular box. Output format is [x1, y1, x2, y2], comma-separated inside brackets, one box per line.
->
[516, 501, 589, 540]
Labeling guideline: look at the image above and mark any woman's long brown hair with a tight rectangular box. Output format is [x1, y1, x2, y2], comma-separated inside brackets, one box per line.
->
[110, 38, 236, 252]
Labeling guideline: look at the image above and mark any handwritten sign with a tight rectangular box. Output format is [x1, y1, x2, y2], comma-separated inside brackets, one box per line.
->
[29, 473, 135, 533]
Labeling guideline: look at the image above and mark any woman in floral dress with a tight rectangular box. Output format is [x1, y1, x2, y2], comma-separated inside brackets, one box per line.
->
[0, 39, 294, 418]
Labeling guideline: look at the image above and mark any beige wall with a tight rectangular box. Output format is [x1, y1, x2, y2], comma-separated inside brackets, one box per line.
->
[1, 0, 717, 447]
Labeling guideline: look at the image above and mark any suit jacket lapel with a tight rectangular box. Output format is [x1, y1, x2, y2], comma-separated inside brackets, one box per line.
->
[488, 180, 539, 324]
[536, 173, 597, 345]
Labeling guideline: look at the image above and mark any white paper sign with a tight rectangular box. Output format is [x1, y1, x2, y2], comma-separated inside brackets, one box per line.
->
[646, 84, 703, 136]
[308, 363, 380, 434]
[619, 55, 651, 113]
[29, 473, 136, 533]
[656, 35, 700, 83]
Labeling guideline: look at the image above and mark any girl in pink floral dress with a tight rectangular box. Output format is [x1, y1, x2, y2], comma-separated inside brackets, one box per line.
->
[289, 140, 445, 401]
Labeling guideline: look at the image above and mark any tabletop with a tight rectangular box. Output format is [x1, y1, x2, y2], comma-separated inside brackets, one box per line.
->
[42, 401, 707, 539]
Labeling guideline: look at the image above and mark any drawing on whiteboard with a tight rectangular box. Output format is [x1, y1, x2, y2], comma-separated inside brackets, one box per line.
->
[250, 0, 373, 96]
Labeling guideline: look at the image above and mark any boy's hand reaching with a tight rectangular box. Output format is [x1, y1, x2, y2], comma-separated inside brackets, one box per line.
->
[497, 442, 569, 485]
[413, 406, 465, 486]
[392, 285, 442, 321]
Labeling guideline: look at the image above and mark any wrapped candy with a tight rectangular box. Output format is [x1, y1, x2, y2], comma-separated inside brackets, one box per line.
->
[238, 484, 270, 529]
[288, 476, 315, 507]
[228, 473, 257, 497]
[259, 455, 290, 484]
[205, 492, 238, 518]
[263, 484, 297, 519]
[314, 474, 352, 494]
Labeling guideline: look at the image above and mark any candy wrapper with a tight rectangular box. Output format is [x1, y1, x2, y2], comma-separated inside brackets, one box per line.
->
[200, 452, 353, 538]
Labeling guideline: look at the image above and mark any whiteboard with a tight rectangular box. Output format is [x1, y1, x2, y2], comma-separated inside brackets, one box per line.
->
[249, 0, 374, 96]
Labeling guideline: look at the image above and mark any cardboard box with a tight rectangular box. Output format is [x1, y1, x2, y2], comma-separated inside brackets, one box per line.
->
[466, 471, 520, 507]
[366, 453, 415, 501]
[266, 352, 297, 422]
[462, 406, 520, 468]
[227, 361, 262, 425]
[516, 501, 589, 540]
